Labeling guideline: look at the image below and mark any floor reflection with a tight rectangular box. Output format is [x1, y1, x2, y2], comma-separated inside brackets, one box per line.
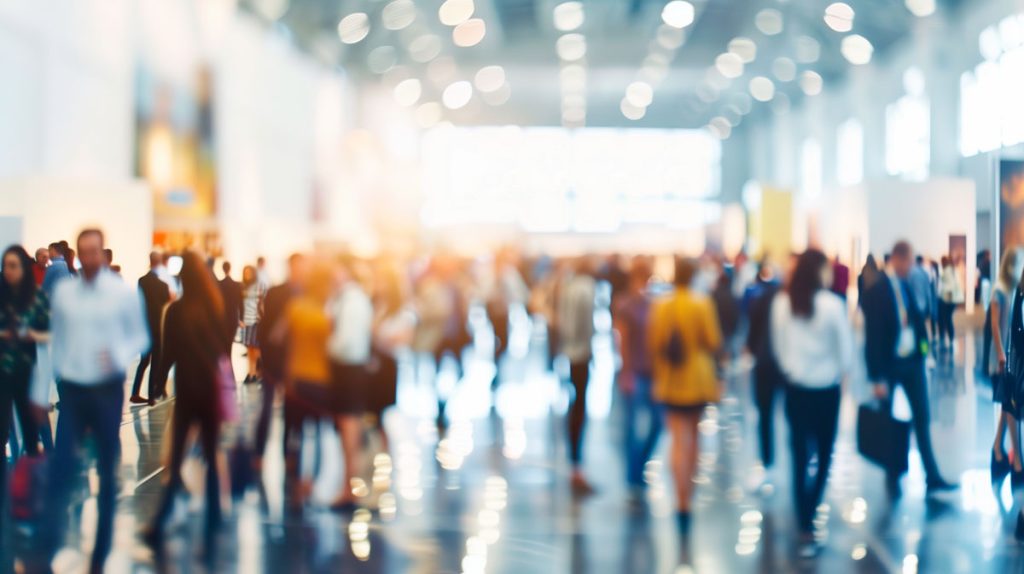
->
[4, 316, 1024, 573]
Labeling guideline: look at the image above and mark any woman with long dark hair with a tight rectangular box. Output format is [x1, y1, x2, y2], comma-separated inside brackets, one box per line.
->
[0, 245, 50, 494]
[144, 250, 229, 553]
[770, 249, 853, 558]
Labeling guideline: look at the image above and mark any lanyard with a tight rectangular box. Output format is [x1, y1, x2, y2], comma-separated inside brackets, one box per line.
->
[888, 273, 908, 328]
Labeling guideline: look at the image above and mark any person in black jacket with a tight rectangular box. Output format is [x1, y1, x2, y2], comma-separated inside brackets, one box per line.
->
[255, 253, 307, 467]
[219, 261, 243, 349]
[130, 251, 171, 405]
[745, 261, 783, 477]
[861, 240, 956, 497]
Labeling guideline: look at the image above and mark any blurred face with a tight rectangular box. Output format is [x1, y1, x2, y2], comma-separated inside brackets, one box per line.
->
[892, 252, 913, 278]
[288, 256, 309, 285]
[35, 249, 48, 266]
[3, 253, 24, 287]
[243, 267, 256, 284]
[48, 247, 59, 260]
[77, 233, 104, 278]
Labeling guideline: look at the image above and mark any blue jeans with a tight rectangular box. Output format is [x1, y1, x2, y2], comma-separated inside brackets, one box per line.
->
[623, 374, 662, 487]
[47, 379, 123, 570]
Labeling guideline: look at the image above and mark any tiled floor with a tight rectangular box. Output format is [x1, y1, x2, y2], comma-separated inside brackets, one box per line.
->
[4, 308, 1024, 573]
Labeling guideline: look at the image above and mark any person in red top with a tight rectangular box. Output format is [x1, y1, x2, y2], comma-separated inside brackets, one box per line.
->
[831, 256, 850, 300]
[32, 248, 48, 287]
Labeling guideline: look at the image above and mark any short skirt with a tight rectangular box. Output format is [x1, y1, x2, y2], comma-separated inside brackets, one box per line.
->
[330, 362, 367, 415]
[240, 323, 260, 347]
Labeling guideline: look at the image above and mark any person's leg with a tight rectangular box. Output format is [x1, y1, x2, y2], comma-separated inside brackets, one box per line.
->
[148, 338, 166, 399]
[753, 368, 776, 469]
[130, 351, 151, 399]
[11, 369, 39, 456]
[567, 361, 589, 467]
[149, 411, 190, 533]
[623, 380, 641, 486]
[0, 383, 15, 507]
[199, 414, 222, 539]
[89, 382, 124, 571]
[255, 376, 275, 458]
[808, 387, 841, 524]
[247, 346, 259, 378]
[897, 361, 944, 483]
[333, 414, 362, 506]
[44, 382, 87, 555]
[785, 385, 812, 532]
[638, 377, 663, 469]
[665, 409, 702, 513]
[1008, 413, 1023, 474]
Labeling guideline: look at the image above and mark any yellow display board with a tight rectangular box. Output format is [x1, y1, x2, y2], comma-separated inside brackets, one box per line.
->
[749, 186, 793, 262]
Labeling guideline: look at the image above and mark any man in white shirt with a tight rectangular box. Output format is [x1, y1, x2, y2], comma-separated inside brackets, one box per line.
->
[45, 229, 149, 572]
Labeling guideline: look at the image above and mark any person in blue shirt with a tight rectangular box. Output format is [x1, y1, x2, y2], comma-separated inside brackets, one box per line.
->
[41, 242, 71, 295]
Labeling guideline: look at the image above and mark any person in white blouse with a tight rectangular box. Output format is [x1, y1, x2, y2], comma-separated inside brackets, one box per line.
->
[45, 228, 149, 572]
[770, 249, 853, 559]
[326, 257, 374, 511]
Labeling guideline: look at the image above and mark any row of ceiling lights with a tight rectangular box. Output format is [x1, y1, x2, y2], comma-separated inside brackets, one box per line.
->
[554, 2, 588, 126]
[334, 0, 511, 128]
[620, 1, 692, 121]
[705, 0, 937, 140]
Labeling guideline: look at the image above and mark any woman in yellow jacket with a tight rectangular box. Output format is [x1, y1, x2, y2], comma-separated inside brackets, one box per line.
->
[648, 257, 722, 534]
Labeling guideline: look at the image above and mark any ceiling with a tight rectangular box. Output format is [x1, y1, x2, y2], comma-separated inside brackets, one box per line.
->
[243, 0, 968, 129]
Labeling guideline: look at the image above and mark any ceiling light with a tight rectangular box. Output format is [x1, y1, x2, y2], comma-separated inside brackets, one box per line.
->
[728, 37, 757, 63]
[382, 0, 416, 31]
[393, 78, 422, 107]
[708, 117, 731, 140]
[800, 70, 823, 95]
[557, 33, 587, 61]
[625, 81, 654, 108]
[905, 0, 935, 17]
[453, 19, 486, 47]
[841, 34, 873, 65]
[657, 25, 686, 50]
[474, 66, 506, 92]
[442, 81, 473, 109]
[337, 13, 370, 44]
[439, 0, 474, 26]
[482, 83, 511, 106]
[755, 9, 783, 36]
[795, 36, 821, 63]
[553, 2, 585, 32]
[772, 57, 796, 82]
[415, 102, 443, 128]
[662, 1, 695, 29]
[409, 35, 442, 63]
[824, 3, 854, 33]
[253, 0, 289, 21]
[367, 46, 397, 74]
[563, 107, 586, 124]
[621, 99, 646, 121]
[715, 53, 744, 79]
[749, 76, 775, 102]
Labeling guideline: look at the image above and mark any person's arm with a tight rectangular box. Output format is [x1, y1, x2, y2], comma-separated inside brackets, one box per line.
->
[834, 298, 855, 384]
[992, 296, 1007, 372]
[703, 298, 723, 355]
[613, 301, 634, 393]
[116, 287, 151, 369]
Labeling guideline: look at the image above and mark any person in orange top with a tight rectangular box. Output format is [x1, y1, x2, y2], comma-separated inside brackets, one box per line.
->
[648, 257, 722, 535]
[278, 261, 335, 509]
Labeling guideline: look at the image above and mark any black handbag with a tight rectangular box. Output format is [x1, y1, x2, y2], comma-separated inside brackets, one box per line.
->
[856, 401, 911, 476]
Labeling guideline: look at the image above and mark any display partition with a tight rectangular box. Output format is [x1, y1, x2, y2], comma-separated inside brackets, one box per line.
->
[0, 177, 153, 281]
[821, 178, 976, 312]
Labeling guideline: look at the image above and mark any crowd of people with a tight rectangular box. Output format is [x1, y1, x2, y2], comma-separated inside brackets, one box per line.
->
[0, 227, 1021, 571]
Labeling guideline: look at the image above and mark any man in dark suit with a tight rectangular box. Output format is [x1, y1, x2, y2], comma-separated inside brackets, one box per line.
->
[254, 253, 307, 467]
[861, 240, 956, 497]
[219, 261, 244, 349]
[130, 251, 172, 405]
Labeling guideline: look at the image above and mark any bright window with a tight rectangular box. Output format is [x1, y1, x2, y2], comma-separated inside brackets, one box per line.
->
[960, 18, 1024, 157]
[836, 118, 863, 186]
[887, 69, 930, 181]
[420, 126, 722, 231]
[801, 138, 822, 199]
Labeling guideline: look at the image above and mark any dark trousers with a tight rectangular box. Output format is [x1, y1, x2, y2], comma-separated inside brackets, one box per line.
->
[283, 383, 331, 484]
[568, 361, 590, 465]
[753, 364, 783, 468]
[131, 334, 165, 398]
[937, 301, 955, 345]
[623, 374, 661, 486]
[888, 357, 942, 481]
[255, 374, 278, 459]
[48, 379, 123, 570]
[785, 384, 840, 532]
[151, 405, 220, 540]
[0, 369, 39, 499]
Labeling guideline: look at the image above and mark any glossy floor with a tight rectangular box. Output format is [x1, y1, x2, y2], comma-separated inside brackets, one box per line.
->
[5, 315, 1024, 573]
